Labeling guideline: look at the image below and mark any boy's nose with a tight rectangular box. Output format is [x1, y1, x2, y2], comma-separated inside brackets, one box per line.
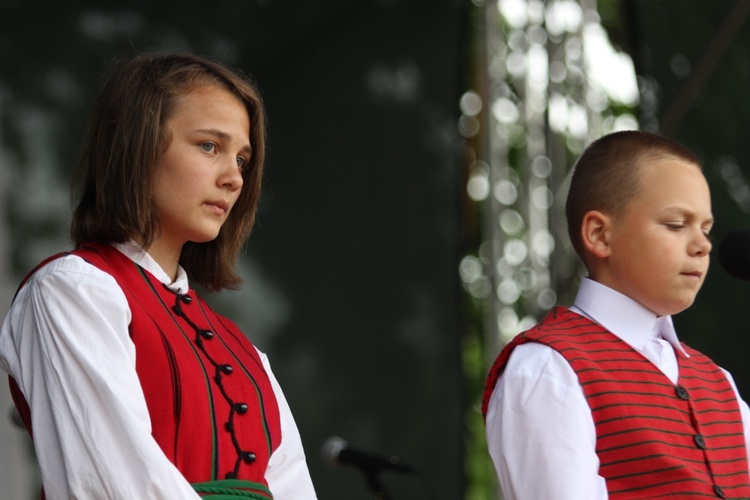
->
[692, 233, 712, 256]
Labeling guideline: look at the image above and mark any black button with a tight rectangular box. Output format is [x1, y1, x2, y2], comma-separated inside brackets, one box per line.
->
[714, 485, 725, 498]
[225, 472, 236, 479]
[676, 386, 689, 400]
[221, 364, 233, 374]
[695, 434, 706, 448]
[179, 294, 192, 304]
[235, 403, 248, 414]
[242, 451, 256, 463]
[200, 329, 214, 340]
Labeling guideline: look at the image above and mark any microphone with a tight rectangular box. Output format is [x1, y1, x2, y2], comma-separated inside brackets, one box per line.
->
[321, 436, 415, 474]
[718, 227, 750, 281]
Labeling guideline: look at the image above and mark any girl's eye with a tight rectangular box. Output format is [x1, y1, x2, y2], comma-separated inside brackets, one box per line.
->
[201, 143, 216, 153]
[236, 157, 246, 169]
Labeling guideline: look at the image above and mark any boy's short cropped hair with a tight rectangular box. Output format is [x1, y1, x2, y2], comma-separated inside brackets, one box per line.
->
[565, 130, 701, 262]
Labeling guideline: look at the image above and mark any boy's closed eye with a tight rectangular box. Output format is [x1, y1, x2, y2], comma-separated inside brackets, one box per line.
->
[664, 222, 713, 239]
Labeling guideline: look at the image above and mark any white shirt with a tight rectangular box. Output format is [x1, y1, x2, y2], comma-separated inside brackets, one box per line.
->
[485, 278, 750, 500]
[0, 241, 317, 500]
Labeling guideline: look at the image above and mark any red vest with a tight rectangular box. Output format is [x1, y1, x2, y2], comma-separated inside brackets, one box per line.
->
[483, 307, 750, 499]
[10, 243, 281, 499]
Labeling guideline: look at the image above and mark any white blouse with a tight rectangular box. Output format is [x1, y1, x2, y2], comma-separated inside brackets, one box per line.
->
[0, 241, 317, 500]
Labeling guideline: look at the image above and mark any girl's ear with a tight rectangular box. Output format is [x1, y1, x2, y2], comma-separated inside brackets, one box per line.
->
[581, 210, 612, 259]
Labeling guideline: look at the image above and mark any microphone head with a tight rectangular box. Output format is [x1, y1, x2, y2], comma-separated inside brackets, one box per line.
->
[320, 436, 347, 468]
[718, 227, 750, 281]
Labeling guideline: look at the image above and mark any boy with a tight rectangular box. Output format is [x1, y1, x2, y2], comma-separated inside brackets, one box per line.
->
[482, 130, 750, 499]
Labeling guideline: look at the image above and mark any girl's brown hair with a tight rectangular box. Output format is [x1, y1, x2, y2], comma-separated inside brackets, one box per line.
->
[71, 53, 266, 291]
[565, 130, 701, 263]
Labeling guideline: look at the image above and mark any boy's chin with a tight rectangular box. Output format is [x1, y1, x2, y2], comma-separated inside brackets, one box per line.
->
[654, 298, 697, 317]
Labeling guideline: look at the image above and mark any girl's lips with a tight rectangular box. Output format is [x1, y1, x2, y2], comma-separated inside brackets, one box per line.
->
[205, 200, 229, 214]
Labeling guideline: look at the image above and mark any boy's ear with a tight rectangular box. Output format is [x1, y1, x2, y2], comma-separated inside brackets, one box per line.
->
[581, 210, 612, 258]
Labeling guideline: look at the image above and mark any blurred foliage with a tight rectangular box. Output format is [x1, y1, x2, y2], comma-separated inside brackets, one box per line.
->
[458, 1, 750, 498]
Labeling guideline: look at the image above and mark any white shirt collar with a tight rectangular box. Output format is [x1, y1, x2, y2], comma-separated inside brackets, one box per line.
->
[111, 240, 190, 294]
[572, 277, 688, 357]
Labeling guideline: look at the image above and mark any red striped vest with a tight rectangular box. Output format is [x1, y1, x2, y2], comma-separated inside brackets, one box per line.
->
[482, 307, 750, 499]
[10, 243, 282, 499]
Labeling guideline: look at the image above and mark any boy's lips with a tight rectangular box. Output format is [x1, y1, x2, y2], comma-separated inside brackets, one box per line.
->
[681, 270, 703, 278]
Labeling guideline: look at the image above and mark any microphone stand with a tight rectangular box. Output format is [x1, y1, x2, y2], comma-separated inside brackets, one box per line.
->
[321, 436, 443, 500]
[363, 467, 396, 500]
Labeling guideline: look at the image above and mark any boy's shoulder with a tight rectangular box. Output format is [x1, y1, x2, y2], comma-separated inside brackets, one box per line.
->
[678, 341, 723, 368]
[524, 307, 598, 339]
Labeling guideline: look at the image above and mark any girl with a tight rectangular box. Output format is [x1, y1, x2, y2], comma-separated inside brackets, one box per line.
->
[0, 53, 317, 499]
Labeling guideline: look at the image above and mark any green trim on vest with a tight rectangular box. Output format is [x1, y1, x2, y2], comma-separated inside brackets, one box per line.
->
[192, 479, 272, 499]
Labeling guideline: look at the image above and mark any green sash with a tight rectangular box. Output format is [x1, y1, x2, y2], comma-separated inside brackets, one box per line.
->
[192, 479, 273, 499]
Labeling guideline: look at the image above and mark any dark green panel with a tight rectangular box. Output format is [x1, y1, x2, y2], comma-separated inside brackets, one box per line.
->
[0, 1, 468, 498]
[627, 0, 750, 398]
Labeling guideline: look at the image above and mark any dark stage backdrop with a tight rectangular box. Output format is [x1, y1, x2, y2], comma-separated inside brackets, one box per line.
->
[0, 1, 469, 498]
[618, 0, 750, 403]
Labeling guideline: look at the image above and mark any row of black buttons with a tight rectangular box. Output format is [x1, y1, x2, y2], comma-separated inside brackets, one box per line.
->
[169, 288, 258, 480]
[676, 386, 725, 498]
